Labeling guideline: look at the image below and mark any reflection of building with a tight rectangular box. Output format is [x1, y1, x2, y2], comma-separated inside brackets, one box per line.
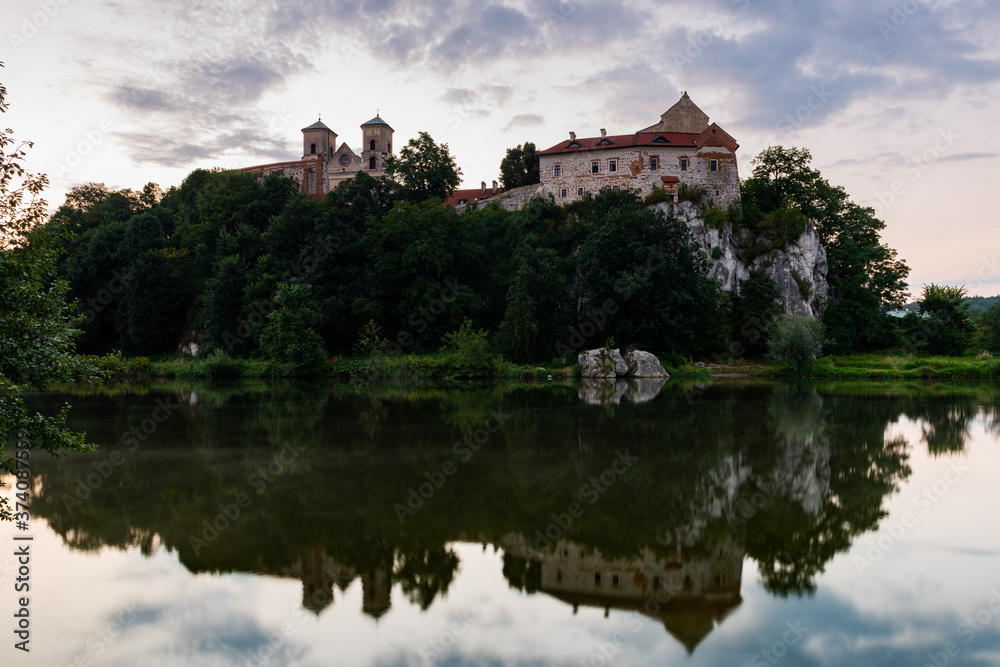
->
[502, 535, 744, 654]
[271, 548, 392, 619]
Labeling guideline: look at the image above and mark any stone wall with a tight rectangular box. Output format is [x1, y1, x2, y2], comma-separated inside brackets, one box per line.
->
[538, 144, 740, 209]
[238, 156, 326, 198]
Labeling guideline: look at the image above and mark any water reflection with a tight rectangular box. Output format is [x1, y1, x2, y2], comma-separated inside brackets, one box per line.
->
[21, 380, 1000, 656]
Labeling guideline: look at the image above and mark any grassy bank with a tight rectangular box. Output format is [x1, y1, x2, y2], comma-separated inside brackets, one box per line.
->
[741, 353, 1000, 380]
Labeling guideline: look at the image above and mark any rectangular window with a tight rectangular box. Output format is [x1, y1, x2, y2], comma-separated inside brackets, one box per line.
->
[710, 159, 718, 172]
[650, 157, 659, 170]
[609, 159, 617, 172]
[592, 161, 599, 174]
[560, 188, 567, 198]
[680, 158, 688, 171]
[578, 188, 584, 196]
[612, 185, 620, 191]
[554, 164, 562, 177]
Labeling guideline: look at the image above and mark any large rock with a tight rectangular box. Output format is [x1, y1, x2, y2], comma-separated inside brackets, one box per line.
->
[624, 350, 669, 378]
[578, 348, 629, 378]
[652, 200, 830, 317]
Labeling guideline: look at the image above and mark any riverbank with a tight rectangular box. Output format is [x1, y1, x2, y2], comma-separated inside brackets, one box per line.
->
[713, 353, 1000, 380]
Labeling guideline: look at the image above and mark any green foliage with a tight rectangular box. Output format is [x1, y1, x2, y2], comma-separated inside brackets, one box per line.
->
[704, 205, 726, 231]
[259, 283, 328, 375]
[575, 189, 726, 358]
[766, 315, 824, 374]
[384, 132, 462, 202]
[499, 142, 539, 189]
[197, 349, 246, 379]
[201, 255, 248, 355]
[730, 269, 781, 357]
[497, 247, 572, 362]
[901, 283, 975, 356]
[791, 269, 812, 302]
[711, 246, 723, 260]
[1, 62, 99, 518]
[676, 182, 705, 204]
[438, 318, 498, 377]
[642, 187, 674, 207]
[355, 319, 389, 357]
[123, 250, 191, 355]
[978, 299, 1000, 353]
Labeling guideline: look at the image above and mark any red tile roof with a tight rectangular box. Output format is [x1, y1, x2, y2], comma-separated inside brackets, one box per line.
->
[444, 187, 502, 207]
[661, 176, 680, 183]
[538, 132, 699, 155]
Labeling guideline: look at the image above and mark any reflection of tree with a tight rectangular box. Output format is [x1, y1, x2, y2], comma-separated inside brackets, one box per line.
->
[393, 547, 460, 610]
[909, 402, 977, 456]
[743, 388, 913, 596]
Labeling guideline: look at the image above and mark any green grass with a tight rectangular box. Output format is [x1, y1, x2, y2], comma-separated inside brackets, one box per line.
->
[751, 353, 1000, 379]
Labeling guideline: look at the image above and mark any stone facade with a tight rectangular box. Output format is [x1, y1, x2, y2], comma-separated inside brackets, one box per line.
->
[239, 115, 394, 197]
[537, 92, 740, 208]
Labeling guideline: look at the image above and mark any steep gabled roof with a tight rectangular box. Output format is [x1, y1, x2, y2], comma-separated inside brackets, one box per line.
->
[538, 132, 699, 156]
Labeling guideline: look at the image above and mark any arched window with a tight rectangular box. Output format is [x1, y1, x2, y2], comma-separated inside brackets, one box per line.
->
[369, 139, 376, 151]
[369, 157, 377, 170]
[310, 143, 316, 155]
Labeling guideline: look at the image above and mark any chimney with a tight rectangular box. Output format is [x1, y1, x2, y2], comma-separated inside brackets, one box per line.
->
[569, 131, 576, 141]
[480, 181, 487, 196]
[600, 128, 607, 139]
[492, 180, 498, 195]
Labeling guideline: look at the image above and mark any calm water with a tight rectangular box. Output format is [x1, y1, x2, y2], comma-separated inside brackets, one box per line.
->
[2, 379, 1000, 666]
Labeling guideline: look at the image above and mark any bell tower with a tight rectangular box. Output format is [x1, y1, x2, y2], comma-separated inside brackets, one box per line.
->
[360, 113, 394, 173]
[302, 118, 337, 160]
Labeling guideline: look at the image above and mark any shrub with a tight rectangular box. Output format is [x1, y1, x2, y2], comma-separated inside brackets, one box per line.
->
[790, 269, 812, 302]
[439, 318, 498, 377]
[643, 187, 674, 207]
[711, 246, 723, 260]
[124, 356, 155, 380]
[766, 315, 823, 374]
[198, 349, 245, 379]
[704, 206, 726, 231]
[677, 183, 705, 204]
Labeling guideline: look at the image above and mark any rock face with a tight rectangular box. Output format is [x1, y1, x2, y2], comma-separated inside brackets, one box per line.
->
[652, 201, 829, 317]
[578, 349, 669, 379]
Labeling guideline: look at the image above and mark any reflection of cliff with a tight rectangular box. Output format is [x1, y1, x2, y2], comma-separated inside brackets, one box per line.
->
[503, 535, 744, 653]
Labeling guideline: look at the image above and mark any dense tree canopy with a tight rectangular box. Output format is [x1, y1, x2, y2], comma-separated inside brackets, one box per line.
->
[384, 132, 462, 202]
[499, 142, 540, 190]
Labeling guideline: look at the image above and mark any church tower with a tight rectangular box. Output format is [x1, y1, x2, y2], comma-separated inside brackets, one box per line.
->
[302, 118, 337, 160]
[360, 114, 394, 173]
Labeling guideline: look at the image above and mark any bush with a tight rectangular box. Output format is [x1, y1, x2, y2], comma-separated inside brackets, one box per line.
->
[643, 187, 674, 207]
[711, 246, 723, 260]
[439, 318, 498, 377]
[704, 206, 726, 231]
[677, 183, 705, 204]
[766, 315, 823, 374]
[124, 356, 155, 380]
[197, 349, 245, 379]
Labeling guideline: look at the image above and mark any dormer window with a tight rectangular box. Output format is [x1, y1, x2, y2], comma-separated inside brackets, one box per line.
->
[568, 141, 580, 148]
[652, 136, 668, 143]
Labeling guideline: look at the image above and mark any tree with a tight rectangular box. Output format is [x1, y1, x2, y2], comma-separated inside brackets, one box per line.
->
[902, 284, 975, 356]
[499, 142, 539, 189]
[122, 250, 191, 355]
[978, 299, 1000, 353]
[384, 132, 462, 202]
[742, 146, 909, 352]
[766, 315, 824, 374]
[259, 282, 328, 374]
[730, 269, 781, 357]
[0, 62, 97, 520]
[497, 246, 572, 362]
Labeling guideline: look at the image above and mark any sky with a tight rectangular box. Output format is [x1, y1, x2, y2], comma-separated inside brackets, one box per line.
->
[2, 0, 999, 296]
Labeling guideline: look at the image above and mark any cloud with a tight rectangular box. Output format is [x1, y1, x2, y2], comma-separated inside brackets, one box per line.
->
[504, 114, 545, 131]
[936, 152, 997, 162]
